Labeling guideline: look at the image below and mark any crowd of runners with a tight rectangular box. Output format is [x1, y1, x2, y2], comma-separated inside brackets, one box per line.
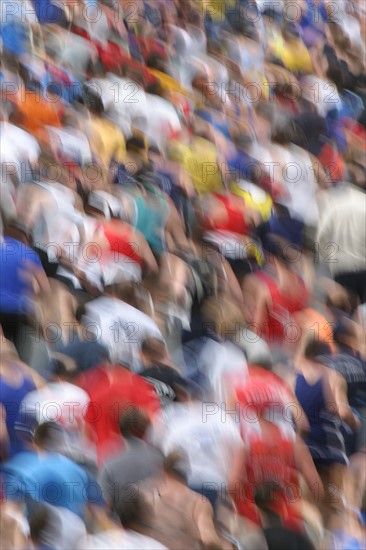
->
[0, 0, 366, 548]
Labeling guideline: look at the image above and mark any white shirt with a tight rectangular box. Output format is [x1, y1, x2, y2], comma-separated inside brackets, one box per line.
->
[20, 381, 89, 427]
[301, 75, 342, 119]
[46, 126, 93, 165]
[133, 94, 181, 151]
[317, 184, 366, 275]
[150, 402, 243, 487]
[78, 251, 142, 293]
[250, 141, 319, 226]
[197, 339, 249, 403]
[72, 1, 110, 42]
[0, 122, 40, 165]
[48, 31, 98, 76]
[281, 144, 319, 226]
[30, 182, 79, 260]
[77, 529, 167, 550]
[82, 296, 163, 370]
[20, 382, 94, 462]
[107, 74, 147, 125]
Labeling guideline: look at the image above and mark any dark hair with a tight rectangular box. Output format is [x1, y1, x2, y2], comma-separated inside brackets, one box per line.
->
[83, 87, 105, 115]
[252, 357, 273, 371]
[304, 339, 332, 361]
[148, 145, 161, 156]
[327, 65, 345, 92]
[263, 526, 315, 550]
[119, 408, 150, 440]
[254, 483, 283, 527]
[107, 281, 139, 308]
[146, 81, 164, 97]
[255, 101, 275, 125]
[141, 338, 167, 364]
[163, 451, 188, 481]
[26, 79, 42, 94]
[51, 358, 77, 379]
[117, 493, 150, 529]
[3, 219, 32, 246]
[33, 422, 64, 451]
[146, 54, 166, 72]
[28, 505, 51, 543]
[1, 99, 16, 120]
[186, 8, 201, 25]
[46, 82, 62, 97]
[272, 119, 306, 147]
[261, 233, 295, 265]
[126, 136, 146, 153]
[333, 318, 358, 345]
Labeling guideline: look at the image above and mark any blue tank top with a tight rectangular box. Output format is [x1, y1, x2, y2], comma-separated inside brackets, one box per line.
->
[0, 366, 36, 457]
[295, 374, 326, 441]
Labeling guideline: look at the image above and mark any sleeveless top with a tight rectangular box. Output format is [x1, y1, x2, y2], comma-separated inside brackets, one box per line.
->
[295, 373, 347, 464]
[132, 186, 169, 254]
[256, 270, 309, 342]
[295, 375, 326, 441]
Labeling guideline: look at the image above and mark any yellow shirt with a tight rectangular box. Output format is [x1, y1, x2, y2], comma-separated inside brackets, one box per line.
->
[148, 69, 191, 97]
[169, 137, 223, 195]
[88, 117, 126, 168]
[200, 0, 235, 21]
[282, 40, 313, 74]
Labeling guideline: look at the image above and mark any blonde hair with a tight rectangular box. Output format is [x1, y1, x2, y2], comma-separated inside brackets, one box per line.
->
[201, 297, 244, 339]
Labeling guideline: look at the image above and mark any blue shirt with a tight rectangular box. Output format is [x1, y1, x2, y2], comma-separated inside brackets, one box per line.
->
[31, 0, 66, 24]
[0, 16, 30, 57]
[0, 238, 43, 315]
[226, 148, 260, 182]
[2, 451, 104, 519]
[0, 372, 36, 458]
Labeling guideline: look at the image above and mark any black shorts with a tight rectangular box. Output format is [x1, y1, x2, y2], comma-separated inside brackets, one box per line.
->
[0, 312, 35, 351]
[226, 257, 253, 281]
[54, 275, 93, 307]
[34, 248, 59, 278]
[334, 271, 366, 303]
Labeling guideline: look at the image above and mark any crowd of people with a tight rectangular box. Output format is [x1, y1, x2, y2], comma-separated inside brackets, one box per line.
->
[1, 0, 366, 548]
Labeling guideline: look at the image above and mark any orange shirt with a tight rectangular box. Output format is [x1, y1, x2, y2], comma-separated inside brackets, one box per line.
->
[13, 91, 62, 142]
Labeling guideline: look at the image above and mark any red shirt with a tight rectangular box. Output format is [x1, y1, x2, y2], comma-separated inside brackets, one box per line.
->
[255, 271, 309, 343]
[77, 365, 160, 465]
[235, 422, 302, 531]
[233, 365, 294, 430]
[102, 220, 143, 266]
[203, 194, 250, 235]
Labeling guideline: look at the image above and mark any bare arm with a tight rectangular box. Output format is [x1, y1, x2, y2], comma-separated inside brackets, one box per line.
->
[165, 200, 189, 250]
[133, 229, 159, 276]
[33, 264, 51, 296]
[193, 499, 223, 549]
[295, 435, 324, 499]
[328, 369, 359, 430]
[309, 153, 331, 189]
[242, 276, 271, 330]
[222, 258, 245, 307]
[0, 404, 9, 462]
